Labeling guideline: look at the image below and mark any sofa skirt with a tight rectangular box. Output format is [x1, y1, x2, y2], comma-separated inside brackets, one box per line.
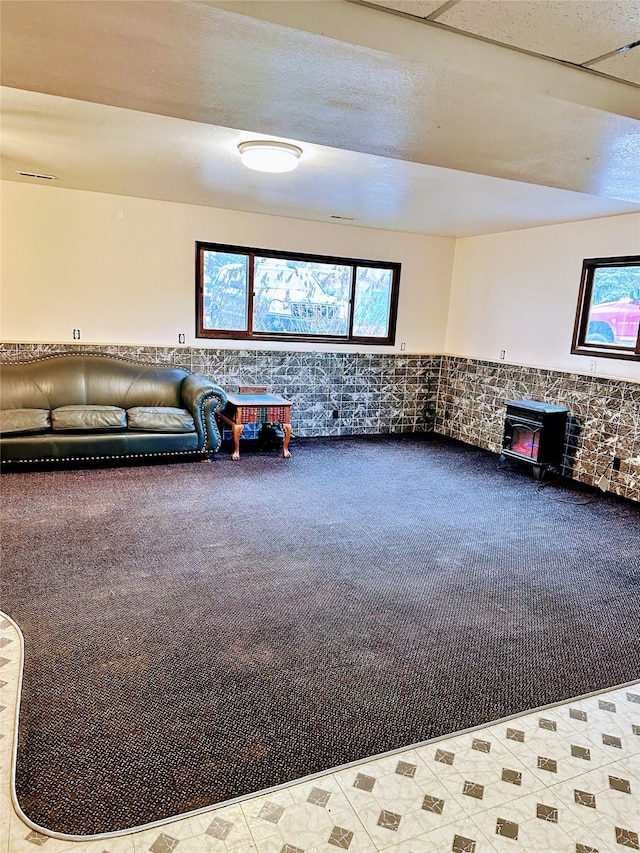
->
[1, 430, 203, 465]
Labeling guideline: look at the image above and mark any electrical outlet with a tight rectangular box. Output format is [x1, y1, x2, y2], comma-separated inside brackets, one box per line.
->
[400, 342, 406, 351]
[72, 329, 81, 340]
[500, 350, 505, 360]
[332, 409, 339, 419]
[613, 456, 621, 471]
[588, 359, 597, 373]
[178, 333, 186, 344]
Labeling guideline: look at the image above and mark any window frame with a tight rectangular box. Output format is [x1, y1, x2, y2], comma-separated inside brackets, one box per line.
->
[571, 255, 640, 361]
[195, 241, 401, 346]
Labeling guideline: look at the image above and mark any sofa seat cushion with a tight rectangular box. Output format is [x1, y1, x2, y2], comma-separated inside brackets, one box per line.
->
[0, 408, 51, 435]
[52, 405, 127, 431]
[126, 406, 195, 433]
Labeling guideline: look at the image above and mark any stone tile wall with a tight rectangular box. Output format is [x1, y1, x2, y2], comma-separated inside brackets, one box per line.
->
[0, 343, 440, 438]
[435, 356, 640, 504]
[1, 344, 638, 502]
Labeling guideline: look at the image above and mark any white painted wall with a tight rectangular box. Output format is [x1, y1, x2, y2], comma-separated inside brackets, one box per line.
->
[3, 182, 639, 381]
[446, 213, 640, 382]
[0, 181, 454, 354]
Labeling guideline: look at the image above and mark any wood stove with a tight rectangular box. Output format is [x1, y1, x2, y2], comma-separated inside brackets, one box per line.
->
[500, 399, 569, 481]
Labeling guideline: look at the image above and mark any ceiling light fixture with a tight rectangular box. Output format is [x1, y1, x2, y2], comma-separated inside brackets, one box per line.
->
[238, 141, 302, 173]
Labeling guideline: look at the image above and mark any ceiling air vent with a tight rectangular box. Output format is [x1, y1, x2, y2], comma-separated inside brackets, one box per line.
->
[16, 171, 57, 180]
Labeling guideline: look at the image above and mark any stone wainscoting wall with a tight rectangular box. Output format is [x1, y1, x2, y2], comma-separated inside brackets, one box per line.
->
[436, 356, 640, 504]
[1, 344, 638, 502]
[0, 343, 440, 438]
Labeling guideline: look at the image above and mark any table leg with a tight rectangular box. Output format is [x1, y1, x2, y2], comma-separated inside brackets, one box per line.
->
[282, 423, 292, 458]
[231, 422, 244, 460]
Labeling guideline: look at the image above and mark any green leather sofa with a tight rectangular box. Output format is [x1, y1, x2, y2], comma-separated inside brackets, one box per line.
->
[0, 353, 227, 468]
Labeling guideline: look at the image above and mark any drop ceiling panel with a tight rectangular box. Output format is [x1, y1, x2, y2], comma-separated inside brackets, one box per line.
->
[436, 0, 640, 64]
[359, 0, 445, 18]
[591, 46, 640, 86]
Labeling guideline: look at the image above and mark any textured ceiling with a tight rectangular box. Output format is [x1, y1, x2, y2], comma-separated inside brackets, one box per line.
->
[594, 47, 640, 86]
[4, 86, 637, 238]
[1, 0, 639, 237]
[365, 0, 640, 81]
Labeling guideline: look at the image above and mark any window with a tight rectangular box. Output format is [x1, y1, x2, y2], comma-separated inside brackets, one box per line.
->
[196, 242, 400, 345]
[572, 255, 640, 361]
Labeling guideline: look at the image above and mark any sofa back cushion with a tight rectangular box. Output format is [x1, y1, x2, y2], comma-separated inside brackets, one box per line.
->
[0, 355, 188, 412]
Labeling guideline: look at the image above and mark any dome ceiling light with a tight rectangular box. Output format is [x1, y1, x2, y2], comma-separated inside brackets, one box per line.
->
[238, 141, 302, 173]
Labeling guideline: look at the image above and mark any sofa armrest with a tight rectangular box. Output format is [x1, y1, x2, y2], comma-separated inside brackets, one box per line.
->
[180, 374, 227, 452]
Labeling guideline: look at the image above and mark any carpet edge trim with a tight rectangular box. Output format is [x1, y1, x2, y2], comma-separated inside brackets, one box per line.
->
[3, 608, 640, 843]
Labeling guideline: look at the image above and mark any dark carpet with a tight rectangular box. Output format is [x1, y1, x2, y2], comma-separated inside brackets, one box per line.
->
[1, 435, 639, 836]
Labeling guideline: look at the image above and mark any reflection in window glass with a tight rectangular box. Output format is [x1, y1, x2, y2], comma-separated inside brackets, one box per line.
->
[253, 257, 350, 335]
[196, 242, 400, 344]
[202, 251, 248, 331]
[585, 265, 640, 349]
[353, 267, 393, 338]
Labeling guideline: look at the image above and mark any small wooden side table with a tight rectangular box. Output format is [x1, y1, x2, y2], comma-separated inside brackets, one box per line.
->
[218, 392, 292, 460]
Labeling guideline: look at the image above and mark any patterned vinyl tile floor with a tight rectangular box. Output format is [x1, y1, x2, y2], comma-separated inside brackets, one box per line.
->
[1, 615, 638, 853]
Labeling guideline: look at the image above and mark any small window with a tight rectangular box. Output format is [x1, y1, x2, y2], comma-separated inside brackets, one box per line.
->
[572, 256, 640, 361]
[196, 242, 400, 345]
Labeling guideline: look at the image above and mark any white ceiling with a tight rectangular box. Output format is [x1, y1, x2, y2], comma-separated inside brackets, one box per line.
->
[367, 0, 640, 79]
[1, 0, 639, 238]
